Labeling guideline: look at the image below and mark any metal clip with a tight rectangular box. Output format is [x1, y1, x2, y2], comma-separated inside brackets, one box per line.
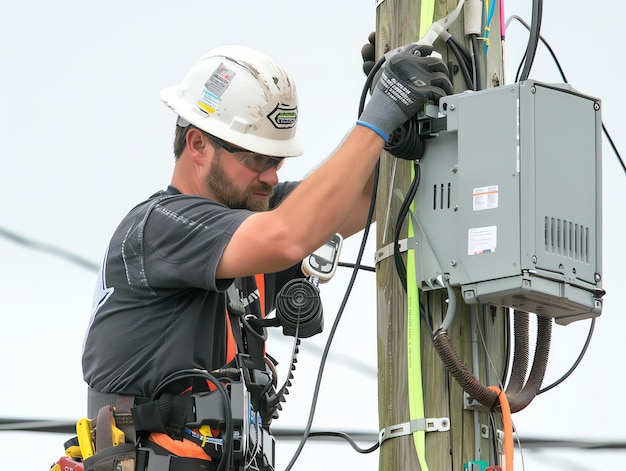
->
[374, 238, 409, 264]
[379, 417, 450, 445]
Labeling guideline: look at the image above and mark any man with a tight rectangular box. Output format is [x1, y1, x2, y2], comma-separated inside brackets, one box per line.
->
[81, 44, 452, 468]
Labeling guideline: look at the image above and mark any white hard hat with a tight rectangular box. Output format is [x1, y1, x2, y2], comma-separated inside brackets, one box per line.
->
[160, 45, 303, 158]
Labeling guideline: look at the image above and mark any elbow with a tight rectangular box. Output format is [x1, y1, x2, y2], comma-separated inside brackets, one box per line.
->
[281, 240, 310, 268]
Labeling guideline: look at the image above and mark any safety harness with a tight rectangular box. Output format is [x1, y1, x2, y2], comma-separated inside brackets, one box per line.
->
[55, 282, 280, 471]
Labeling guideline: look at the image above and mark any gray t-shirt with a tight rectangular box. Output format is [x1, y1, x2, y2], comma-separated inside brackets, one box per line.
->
[82, 183, 299, 397]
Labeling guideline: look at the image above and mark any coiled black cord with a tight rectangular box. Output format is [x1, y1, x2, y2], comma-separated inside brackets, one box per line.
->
[275, 278, 324, 338]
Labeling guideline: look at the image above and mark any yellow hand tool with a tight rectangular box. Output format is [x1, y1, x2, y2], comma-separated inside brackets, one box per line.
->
[64, 444, 82, 459]
[109, 409, 125, 446]
[76, 418, 95, 459]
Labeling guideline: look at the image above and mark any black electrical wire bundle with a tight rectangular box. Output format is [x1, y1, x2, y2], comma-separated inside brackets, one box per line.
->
[393, 160, 421, 292]
[385, 116, 426, 161]
[446, 35, 477, 90]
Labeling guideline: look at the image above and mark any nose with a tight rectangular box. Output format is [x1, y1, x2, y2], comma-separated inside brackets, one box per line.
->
[257, 166, 279, 186]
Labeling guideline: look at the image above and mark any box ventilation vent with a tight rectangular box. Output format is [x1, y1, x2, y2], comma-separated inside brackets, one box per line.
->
[433, 182, 452, 210]
[544, 216, 589, 262]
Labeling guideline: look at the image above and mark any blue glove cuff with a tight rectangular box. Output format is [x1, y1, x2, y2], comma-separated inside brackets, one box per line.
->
[356, 120, 389, 143]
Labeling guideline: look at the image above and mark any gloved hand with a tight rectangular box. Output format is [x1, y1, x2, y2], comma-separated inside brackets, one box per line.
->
[357, 45, 453, 142]
[361, 31, 376, 76]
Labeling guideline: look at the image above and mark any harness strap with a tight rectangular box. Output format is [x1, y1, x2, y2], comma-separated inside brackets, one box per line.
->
[225, 283, 246, 356]
[87, 388, 137, 443]
[137, 445, 217, 471]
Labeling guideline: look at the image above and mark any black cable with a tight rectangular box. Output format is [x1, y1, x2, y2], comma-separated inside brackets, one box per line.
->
[470, 33, 482, 90]
[242, 315, 268, 341]
[283, 162, 379, 471]
[506, 15, 568, 84]
[507, 14, 625, 174]
[284, 62, 388, 468]
[538, 317, 596, 395]
[420, 291, 434, 339]
[449, 35, 473, 72]
[393, 160, 421, 292]
[447, 36, 475, 90]
[603, 123, 626, 174]
[0, 225, 99, 272]
[518, 0, 543, 81]
[339, 261, 375, 272]
[307, 431, 379, 454]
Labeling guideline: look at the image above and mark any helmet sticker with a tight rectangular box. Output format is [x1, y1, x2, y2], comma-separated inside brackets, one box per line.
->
[197, 90, 221, 114]
[197, 63, 236, 115]
[267, 104, 298, 129]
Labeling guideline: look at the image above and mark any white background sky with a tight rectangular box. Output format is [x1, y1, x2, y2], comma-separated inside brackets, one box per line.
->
[1, 1, 624, 470]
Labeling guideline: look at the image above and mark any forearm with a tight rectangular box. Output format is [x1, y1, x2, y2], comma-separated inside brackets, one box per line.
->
[219, 126, 383, 278]
[275, 125, 382, 246]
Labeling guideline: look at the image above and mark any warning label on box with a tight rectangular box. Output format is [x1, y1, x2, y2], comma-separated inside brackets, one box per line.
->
[473, 185, 499, 211]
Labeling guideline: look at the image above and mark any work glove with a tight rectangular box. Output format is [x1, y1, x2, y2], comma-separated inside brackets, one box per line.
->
[361, 31, 376, 76]
[357, 45, 453, 142]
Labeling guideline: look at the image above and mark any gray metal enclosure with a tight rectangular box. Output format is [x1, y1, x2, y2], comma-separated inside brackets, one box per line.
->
[411, 80, 603, 325]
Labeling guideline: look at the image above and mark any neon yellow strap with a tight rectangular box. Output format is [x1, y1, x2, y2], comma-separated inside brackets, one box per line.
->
[407, 164, 428, 470]
[409, 2, 435, 467]
[408, 1, 435, 463]
[408, 217, 428, 469]
[419, 0, 436, 41]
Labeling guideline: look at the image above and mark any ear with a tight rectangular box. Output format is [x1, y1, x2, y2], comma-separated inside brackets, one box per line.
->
[185, 128, 212, 165]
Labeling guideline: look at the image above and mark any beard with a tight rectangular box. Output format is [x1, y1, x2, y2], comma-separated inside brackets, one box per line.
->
[206, 153, 274, 212]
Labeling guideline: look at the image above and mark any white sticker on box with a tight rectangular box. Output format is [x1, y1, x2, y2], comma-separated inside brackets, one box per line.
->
[468, 226, 497, 255]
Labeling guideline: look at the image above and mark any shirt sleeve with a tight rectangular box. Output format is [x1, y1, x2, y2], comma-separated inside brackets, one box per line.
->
[143, 196, 251, 292]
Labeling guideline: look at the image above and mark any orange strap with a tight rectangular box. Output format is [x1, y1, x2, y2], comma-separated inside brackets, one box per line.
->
[225, 310, 237, 364]
[254, 273, 266, 318]
[254, 273, 266, 356]
[148, 433, 212, 461]
[225, 274, 266, 363]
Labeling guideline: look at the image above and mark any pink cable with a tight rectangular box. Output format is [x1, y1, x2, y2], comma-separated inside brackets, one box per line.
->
[500, 0, 506, 38]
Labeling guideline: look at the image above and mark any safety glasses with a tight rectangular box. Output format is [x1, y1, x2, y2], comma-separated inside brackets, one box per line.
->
[204, 132, 284, 173]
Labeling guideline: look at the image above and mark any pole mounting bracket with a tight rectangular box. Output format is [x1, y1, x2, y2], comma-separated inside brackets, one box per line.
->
[379, 417, 450, 445]
[374, 238, 409, 264]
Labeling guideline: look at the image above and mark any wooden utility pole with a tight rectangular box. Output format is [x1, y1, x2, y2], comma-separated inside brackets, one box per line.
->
[375, 1, 507, 469]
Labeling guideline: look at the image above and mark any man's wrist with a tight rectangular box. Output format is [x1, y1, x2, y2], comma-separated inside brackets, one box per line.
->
[356, 120, 389, 142]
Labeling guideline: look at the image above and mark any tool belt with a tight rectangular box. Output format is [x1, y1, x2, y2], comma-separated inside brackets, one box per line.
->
[56, 398, 137, 471]
[56, 388, 226, 471]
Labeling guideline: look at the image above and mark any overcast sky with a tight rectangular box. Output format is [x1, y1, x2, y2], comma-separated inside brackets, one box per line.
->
[1, 1, 624, 470]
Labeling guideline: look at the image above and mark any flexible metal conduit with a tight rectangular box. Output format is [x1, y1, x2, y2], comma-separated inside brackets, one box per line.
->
[505, 310, 530, 396]
[433, 309, 552, 412]
[508, 315, 552, 412]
